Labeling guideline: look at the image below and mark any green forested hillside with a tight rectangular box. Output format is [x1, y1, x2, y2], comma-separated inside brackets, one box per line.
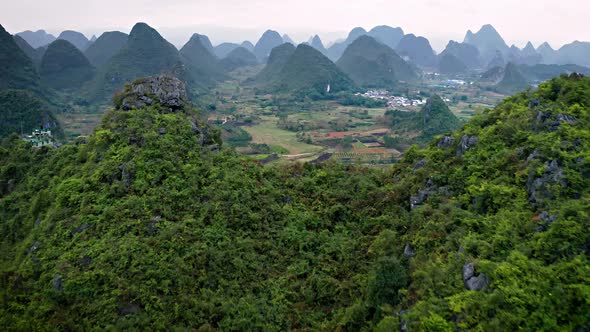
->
[496, 62, 529, 94]
[84, 31, 128, 67]
[0, 90, 63, 137]
[0, 24, 41, 92]
[219, 46, 258, 72]
[386, 95, 461, 142]
[1, 74, 589, 331]
[12, 35, 45, 67]
[85, 23, 192, 102]
[179, 34, 227, 85]
[438, 53, 468, 75]
[0, 24, 63, 138]
[263, 44, 356, 97]
[337, 35, 417, 88]
[40, 39, 95, 90]
[255, 42, 296, 84]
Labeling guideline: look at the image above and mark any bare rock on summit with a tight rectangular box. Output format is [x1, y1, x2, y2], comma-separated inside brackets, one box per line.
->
[118, 75, 188, 111]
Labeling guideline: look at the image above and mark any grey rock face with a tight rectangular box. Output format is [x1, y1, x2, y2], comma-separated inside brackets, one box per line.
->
[534, 211, 557, 232]
[120, 75, 188, 111]
[462, 262, 475, 281]
[410, 189, 430, 209]
[555, 113, 578, 125]
[550, 113, 578, 131]
[437, 135, 455, 148]
[413, 159, 427, 171]
[403, 243, 416, 258]
[72, 224, 90, 235]
[465, 274, 489, 291]
[462, 262, 489, 291]
[527, 159, 566, 205]
[528, 98, 541, 108]
[29, 241, 40, 253]
[399, 309, 410, 332]
[410, 178, 449, 209]
[53, 274, 63, 292]
[118, 303, 141, 316]
[526, 149, 540, 165]
[536, 110, 552, 123]
[118, 162, 134, 189]
[456, 135, 478, 157]
[79, 256, 92, 267]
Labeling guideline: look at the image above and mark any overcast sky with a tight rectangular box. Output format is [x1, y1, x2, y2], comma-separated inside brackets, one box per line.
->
[1, 0, 588, 51]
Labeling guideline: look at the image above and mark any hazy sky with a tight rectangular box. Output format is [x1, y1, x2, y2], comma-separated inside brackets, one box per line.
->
[2, 0, 589, 51]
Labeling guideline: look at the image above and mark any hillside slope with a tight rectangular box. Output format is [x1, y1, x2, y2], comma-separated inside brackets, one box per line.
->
[84, 31, 128, 67]
[0, 74, 589, 331]
[85, 23, 192, 102]
[0, 24, 41, 91]
[40, 39, 95, 90]
[337, 35, 417, 87]
[386, 95, 461, 141]
[265, 44, 356, 97]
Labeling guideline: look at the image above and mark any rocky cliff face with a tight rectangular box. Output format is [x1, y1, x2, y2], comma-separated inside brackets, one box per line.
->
[116, 75, 188, 111]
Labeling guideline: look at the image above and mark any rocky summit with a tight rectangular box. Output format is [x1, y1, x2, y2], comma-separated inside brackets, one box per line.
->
[116, 75, 188, 111]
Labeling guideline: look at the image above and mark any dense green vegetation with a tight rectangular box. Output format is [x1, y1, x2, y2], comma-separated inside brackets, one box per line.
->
[255, 42, 296, 84]
[0, 24, 65, 138]
[386, 95, 461, 142]
[40, 39, 95, 90]
[0, 90, 63, 137]
[84, 31, 128, 67]
[220, 47, 258, 72]
[12, 35, 45, 67]
[0, 24, 41, 92]
[519, 63, 590, 82]
[1, 74, 589, 330]
[438, 54, 468, 75]
[85, 23, 193, 102]
[495, 62, 530, 94]
[262, 44, 356, 98]
[337, 35, 417, 88]
[179, 34, 227, 85]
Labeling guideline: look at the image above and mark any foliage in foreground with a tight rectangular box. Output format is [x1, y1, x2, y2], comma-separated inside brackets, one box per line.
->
[1, 75, 589, 331]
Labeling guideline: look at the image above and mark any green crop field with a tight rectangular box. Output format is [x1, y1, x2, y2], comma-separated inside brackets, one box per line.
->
[243, 116, 324, 155]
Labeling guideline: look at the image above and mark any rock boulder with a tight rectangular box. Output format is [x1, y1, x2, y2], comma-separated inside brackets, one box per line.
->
[118, 75, 188, 111]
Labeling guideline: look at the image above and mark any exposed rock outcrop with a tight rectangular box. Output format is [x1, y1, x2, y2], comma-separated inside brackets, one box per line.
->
[456, 135, 478, 157]
[403, 243, 416, 258]
[534, 211, 557, 232]
[527, 159, 566, 205]
[413, 159, 427, 171]
[462, 262, 489, 291]
[437, 135, 455, 148]
[118, 75, 188, 111]
[53, 274, 63, 292]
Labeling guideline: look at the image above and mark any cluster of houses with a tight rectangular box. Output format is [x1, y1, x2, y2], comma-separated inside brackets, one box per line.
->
[356, 90, 426, 108]
[23, 129, 55, 148]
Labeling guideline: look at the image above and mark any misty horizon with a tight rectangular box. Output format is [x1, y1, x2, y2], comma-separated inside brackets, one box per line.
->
[2, 0, 589, 52]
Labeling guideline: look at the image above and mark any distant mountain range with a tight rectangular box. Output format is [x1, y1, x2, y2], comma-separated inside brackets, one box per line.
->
[220, 47, 258, 72]
[336, 35, 417, 87]
[40, 39, 95, 90]
[0, 24, 62, 137]
[253, 30, 284, 62]
[4, 22, 590, 108]
[84, 31, 128, 67]
[11, 24, 590, 72]
[15, 29, 56, 48]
